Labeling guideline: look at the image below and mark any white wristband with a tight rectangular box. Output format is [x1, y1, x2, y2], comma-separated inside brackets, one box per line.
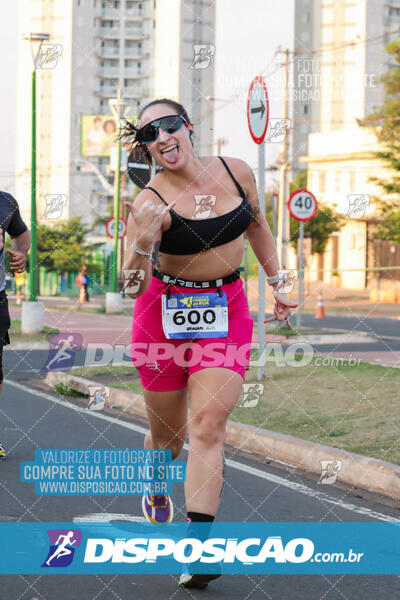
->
[132, 243, 153, 261]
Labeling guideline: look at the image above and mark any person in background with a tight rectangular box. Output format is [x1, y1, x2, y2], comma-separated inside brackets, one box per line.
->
[82, 267, 89, 302]
[0, 192, 31, 459]
[15, 271, 27, 305]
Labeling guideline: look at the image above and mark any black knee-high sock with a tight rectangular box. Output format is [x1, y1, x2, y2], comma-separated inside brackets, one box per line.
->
[187, 512, 214, 522]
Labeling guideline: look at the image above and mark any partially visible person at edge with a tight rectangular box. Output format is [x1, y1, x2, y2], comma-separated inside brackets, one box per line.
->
[121, 99, 297, 589]
[0, 192, 31, 459]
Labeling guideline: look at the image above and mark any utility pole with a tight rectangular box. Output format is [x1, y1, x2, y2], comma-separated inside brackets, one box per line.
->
[214, 138, 228, 155]
[276, 48, 291, 269]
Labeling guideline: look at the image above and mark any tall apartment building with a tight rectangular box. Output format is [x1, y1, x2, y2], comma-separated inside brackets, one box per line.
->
[292, 0, 321, 173]
[293, 0, 394, 169]
[15, 0, 215, 235]
[294, 0, 398, 289]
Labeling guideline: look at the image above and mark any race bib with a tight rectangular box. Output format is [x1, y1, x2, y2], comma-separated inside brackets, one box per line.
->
[161, 292, 228, 339]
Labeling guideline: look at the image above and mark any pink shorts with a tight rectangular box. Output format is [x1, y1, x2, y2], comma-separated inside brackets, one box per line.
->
[131, 275, 254, 391]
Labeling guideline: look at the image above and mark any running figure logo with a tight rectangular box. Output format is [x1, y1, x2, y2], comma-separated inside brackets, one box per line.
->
[42, 529, 82, 568]
[274, 270, 298, 294]
[192, 195, 216, 219]
[87, 386, 110, 411]
[123, 269, 145, 294]
[265, 119, 292, 144]
[41, 195, 68, 220]
[346, 194, 370, 218]
[147, 360, 162, 373]
[238, 384, 264, 408]
[317, 459, 343, 485]
[41, 333, 82, 372]
[35, 44, 63, 69]
[189, 44, 215, 69]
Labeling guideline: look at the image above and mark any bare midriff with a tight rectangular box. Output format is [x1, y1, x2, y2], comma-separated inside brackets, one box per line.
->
[157, 235, 244, 281]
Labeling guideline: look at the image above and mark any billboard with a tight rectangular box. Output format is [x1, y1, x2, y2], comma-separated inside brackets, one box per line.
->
[81, 115, 137, 158]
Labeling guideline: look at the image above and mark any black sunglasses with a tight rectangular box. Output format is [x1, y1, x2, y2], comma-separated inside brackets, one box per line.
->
[136, 115, 188, 144]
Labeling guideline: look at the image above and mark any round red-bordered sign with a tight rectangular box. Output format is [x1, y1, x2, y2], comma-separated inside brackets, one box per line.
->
[106, 217, 127, 239]
[247, 76, 269, 144]
[288, 189, 318, 222]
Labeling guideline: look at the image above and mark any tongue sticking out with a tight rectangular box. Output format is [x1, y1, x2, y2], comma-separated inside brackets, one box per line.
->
[162, 146, 179, 164]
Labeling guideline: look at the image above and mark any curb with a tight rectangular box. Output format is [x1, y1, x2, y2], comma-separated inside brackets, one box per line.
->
[45, 372, 400, 501]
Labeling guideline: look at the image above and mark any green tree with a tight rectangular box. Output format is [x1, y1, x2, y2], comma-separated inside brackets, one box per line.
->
[290, 169, 307, 195]
[365, 40, 400, 242]
[289, 204, 344, 255]
[36, 217, 101, 274]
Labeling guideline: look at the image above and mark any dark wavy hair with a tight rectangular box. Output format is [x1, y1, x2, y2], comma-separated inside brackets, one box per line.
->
[120, 98, 193, 167]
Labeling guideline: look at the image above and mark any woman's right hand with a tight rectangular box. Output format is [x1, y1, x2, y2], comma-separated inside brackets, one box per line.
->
[124, 199, 176, 248]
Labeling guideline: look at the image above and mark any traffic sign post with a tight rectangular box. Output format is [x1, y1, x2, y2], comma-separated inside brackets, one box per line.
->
[247, 76, 269, 381]
[288, 189, 318, 327]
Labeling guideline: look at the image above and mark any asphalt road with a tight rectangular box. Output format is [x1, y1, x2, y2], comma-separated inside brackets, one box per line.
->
[281, 313, 400, 339]
[0, 351, 399, 599]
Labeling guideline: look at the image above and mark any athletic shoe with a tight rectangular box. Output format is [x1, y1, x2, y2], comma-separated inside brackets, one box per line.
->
[0, 444, 5, 459]
[179, 569, 221, 588]
[141, 494, 174, 523]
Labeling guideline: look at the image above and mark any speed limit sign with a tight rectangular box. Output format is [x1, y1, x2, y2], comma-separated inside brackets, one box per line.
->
[106, 217, 127, 239]
[288, 189, 317, 222]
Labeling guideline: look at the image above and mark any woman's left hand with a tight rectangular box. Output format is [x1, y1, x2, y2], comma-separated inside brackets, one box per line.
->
[265, 291, 298, 326]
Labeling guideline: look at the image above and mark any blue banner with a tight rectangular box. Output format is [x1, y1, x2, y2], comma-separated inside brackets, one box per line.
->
[0, 522, 398, 574]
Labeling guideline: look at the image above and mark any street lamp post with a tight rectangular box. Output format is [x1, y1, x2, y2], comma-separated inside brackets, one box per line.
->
[106, 89, 130, 314]
[21, 32, 49, 334]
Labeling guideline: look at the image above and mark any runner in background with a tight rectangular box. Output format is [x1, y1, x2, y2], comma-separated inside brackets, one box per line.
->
[15, 271, 27, 305]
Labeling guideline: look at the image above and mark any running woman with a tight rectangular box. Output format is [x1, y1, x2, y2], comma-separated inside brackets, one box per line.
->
[0, 192, 31, 459]
[121, 99, 297, 588]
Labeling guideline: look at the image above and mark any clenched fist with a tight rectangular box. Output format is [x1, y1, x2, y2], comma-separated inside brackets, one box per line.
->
[6, 249, 26, 273]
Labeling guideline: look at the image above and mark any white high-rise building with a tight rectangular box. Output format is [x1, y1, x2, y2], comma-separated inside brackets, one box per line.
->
[15, 0, 215, 235]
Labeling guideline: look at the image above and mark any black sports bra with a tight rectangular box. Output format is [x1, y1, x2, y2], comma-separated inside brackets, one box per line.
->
[144, 156, 253, 255]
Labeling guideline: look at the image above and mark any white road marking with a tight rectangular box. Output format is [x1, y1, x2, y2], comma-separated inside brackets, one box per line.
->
[7, 380, 397, 523]
[74, 513, 146, 523]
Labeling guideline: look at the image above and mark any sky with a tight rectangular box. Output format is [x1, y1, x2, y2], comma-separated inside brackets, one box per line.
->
[214, 0, 294, 177]
[0, 0, 294, 195]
